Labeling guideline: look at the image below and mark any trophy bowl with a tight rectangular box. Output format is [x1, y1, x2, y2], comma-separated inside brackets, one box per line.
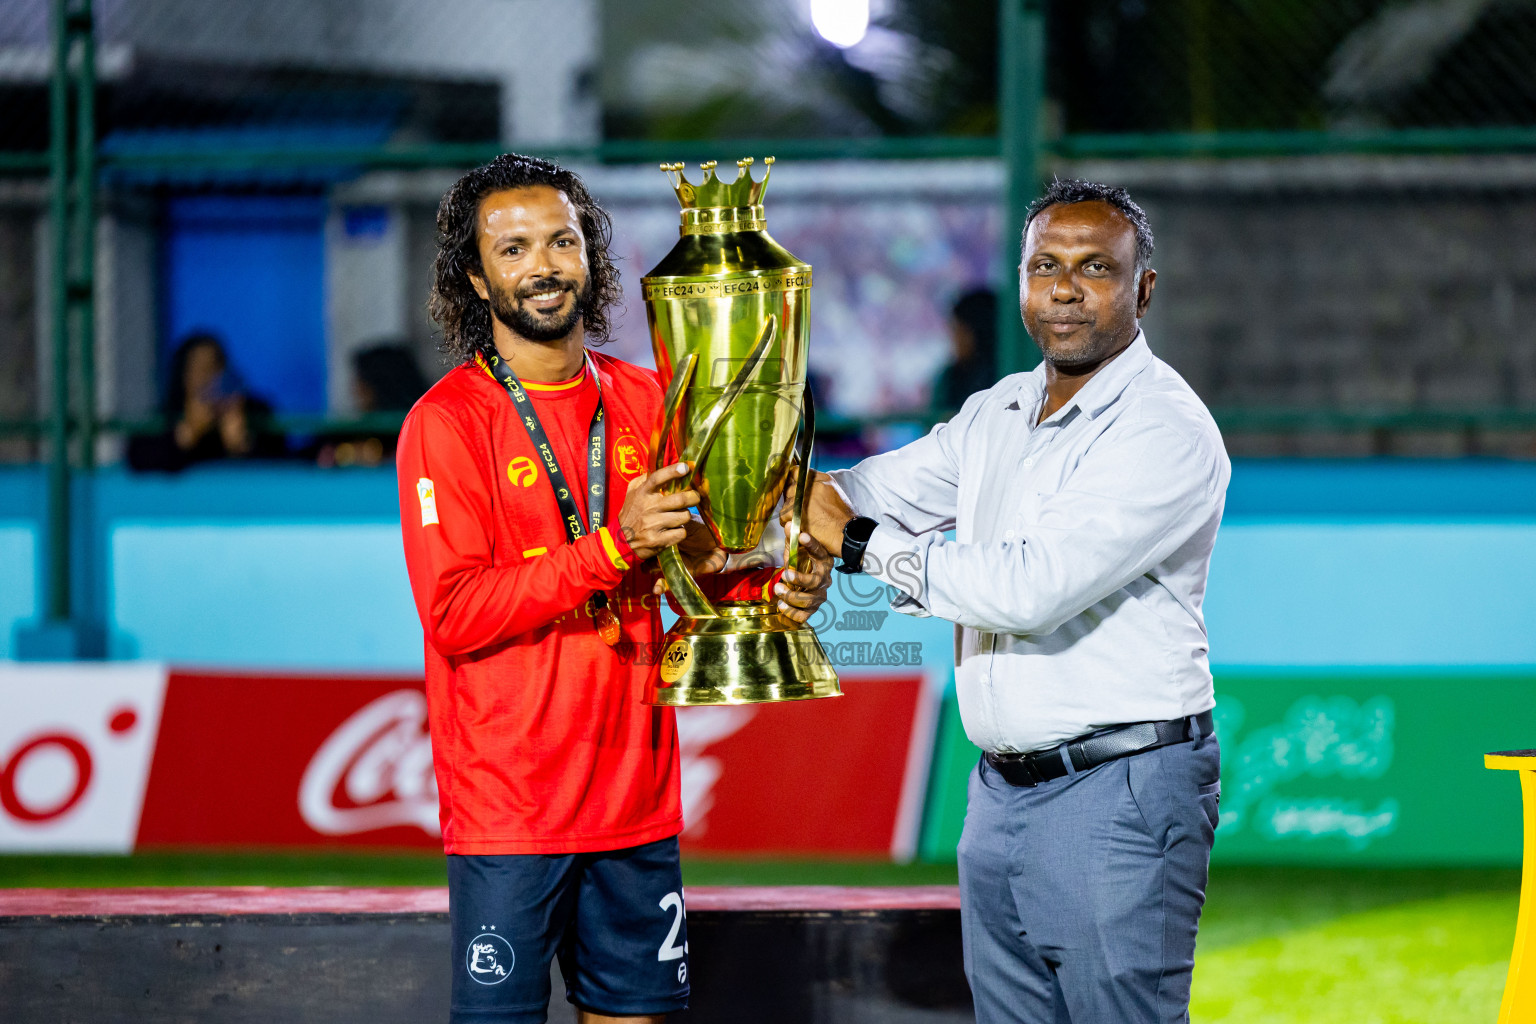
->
[640, 157, 840, 707]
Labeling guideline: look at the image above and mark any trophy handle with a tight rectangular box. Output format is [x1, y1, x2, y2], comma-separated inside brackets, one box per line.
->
[649, 351, 697, 477]
[646, 318, 778, 620]
[783, 384, 816, 572]
[647, 352, 715, 619]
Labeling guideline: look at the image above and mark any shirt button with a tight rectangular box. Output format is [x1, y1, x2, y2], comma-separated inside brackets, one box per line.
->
[1005, 530, 1015, 539]
[1023, 457, 1034, 467]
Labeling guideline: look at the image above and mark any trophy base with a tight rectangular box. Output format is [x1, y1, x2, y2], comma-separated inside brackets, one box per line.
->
[645, 602, 841, 706]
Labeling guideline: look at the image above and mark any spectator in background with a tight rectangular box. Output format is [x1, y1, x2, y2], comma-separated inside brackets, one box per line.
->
[355, 342, 430, 414]
[315, 342, 430, 468]
[931, 287, 998, 418]
[127, 331, 287, 472]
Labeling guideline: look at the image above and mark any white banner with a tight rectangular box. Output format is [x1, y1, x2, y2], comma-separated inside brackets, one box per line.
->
[0, 663, 168, 852]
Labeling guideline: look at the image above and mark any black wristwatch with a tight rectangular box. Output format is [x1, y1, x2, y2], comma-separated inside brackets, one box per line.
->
[837, 516, 879, 574]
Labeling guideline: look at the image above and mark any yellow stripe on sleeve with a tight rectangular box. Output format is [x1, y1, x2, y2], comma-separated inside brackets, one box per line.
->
[598, 527, 631, 571]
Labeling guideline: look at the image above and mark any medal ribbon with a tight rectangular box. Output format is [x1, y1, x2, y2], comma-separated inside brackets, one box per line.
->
[479, 350, 622, 644]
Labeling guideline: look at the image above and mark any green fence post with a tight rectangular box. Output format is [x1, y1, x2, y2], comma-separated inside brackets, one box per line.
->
[996, 0, 1046, 377]
[45, 0, 72, 626]
[16, 0, 99, 659]
[74, 0, 96, 471]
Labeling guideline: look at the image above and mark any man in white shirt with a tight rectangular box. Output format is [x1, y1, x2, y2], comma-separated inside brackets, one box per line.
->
[794, 179, 1229, 1023]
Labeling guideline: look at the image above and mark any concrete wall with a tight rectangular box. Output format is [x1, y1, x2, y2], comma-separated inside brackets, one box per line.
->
[1066, 154, 1536, 456]
[22, 194, 158, 467]
[326, 172, 465, 411]
[0, 184, 39, 463]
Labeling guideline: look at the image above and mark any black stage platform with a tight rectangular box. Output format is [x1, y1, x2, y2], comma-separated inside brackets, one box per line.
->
[0, 886, 972, 1023]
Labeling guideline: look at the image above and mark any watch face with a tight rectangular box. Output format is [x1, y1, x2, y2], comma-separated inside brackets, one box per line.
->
[845, 516, 878, 544]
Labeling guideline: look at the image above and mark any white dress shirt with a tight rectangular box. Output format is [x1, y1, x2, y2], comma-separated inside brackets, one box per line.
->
[831, 332, 1230, 754]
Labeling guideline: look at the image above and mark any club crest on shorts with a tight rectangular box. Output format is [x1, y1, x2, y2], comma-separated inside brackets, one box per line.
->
[466, 930, 515, 985]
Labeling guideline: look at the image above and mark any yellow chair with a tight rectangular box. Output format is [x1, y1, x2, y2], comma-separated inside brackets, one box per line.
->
[1488, 750, 1536, 1023]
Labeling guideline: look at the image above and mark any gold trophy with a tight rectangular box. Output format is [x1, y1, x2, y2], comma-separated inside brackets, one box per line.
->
[640, 157, 841, 706]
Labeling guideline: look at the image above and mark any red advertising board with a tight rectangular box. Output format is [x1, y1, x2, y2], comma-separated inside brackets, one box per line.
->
[1, 665, 934, 857]
[674, 673, 931, 856]
[137, 672, 439, 849]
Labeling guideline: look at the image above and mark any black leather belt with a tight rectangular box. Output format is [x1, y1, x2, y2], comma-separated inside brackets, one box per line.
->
[983, 709, 1214, 788]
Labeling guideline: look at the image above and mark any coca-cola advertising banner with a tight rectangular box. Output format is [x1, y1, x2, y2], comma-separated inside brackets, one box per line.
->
[0, 665, 936, 858]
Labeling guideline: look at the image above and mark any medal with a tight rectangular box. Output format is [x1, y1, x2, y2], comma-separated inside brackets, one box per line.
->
[592, 593, 622, 647]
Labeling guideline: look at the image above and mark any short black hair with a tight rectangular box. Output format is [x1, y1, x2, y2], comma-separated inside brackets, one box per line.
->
[1023, 178, 1154, 273]
[429, 154, 622, 364]
[162, 331, 226, 415]
[950, 287, 997, 351]
[353, 343, 428, 412]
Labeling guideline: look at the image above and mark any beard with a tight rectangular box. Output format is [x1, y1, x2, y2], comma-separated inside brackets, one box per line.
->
[1032, 325, 1114, 369]
[1024, 303, 1140, 371]
[487, 275, 592, 343]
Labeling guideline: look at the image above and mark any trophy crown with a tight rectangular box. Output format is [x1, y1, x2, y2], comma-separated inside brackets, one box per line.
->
[660, 156, 774, 209]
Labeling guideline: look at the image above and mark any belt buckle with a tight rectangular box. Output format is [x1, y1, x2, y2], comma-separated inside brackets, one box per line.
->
[1017, 756, 1044, 787]
[988, 752, 1043, 788]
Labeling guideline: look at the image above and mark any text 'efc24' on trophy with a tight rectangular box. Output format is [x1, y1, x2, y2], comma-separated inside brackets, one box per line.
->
[640, 157, 841, 706]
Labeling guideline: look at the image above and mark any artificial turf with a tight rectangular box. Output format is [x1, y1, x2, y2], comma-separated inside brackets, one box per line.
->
[1193, 867, 1517, 1024]
[0, 855, 1519, 1022]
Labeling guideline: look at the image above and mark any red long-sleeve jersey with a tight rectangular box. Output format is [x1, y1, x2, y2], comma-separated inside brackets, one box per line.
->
[397, 350, 774, 854]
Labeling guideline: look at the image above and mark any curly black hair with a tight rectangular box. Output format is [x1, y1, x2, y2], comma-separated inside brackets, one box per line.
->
[429, 154, 622, 364]
[1023, 178, 1155, 273]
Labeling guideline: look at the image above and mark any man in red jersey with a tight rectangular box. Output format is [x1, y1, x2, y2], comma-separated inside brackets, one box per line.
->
[398, 154, 831, 1024]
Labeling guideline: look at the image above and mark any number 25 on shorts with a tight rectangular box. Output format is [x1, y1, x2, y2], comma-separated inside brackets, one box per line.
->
[658, 890, 688, 983]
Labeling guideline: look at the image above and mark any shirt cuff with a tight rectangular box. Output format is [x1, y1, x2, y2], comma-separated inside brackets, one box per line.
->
[597, 526, 633, 572]
[863, 525, 933, 618]
[761, 568, 785, 604]
[825, 471, 859, 514]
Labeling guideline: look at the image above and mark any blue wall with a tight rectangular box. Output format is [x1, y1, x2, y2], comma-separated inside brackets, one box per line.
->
[4, 460, 1536, 670]
[0, 524, 37, 659]
[1209, 522, 1536, 666]
[162, 196, 329, 414]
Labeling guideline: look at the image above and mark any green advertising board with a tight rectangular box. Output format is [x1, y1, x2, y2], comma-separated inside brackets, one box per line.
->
[919, 669, 1536, 865]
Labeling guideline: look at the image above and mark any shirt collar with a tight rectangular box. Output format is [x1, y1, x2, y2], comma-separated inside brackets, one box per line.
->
[1015, 329, 1153, 424]
[475, 347, 603, 395]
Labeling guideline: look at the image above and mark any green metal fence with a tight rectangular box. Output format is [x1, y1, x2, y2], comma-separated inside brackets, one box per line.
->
[1046, 1, 1536, 136]
[3, 0, 1536, 650]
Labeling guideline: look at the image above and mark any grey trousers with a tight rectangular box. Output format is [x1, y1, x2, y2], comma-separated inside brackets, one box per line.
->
[957, 726, 1220, 1024]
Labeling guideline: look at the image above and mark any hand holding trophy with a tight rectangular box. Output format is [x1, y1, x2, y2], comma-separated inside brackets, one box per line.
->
[641, 157, 841, 706]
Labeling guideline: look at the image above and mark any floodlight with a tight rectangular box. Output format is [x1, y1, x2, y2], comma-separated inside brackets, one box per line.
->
[811, 0, 870, 49]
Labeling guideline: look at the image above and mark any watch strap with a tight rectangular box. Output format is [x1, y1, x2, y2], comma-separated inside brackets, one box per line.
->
[837, 516, 879, 574]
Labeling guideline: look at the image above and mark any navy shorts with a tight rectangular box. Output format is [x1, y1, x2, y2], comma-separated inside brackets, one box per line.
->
[447, 836, 690, 1023]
